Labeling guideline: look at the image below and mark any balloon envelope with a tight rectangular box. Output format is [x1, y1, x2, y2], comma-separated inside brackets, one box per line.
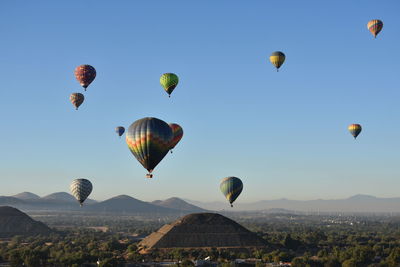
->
[169, 123, 183, 150]
[70, 93, 84, 110]
[269, 51, 285, 71]
[220, 176, 243, 207]
[115, 126, 125, 137]
[160, 73, 179, 96]
[75, 65, 96, 90]
[70, 178, 93, 206]
[126, 117, 173, 177]
[348, 124, 362, 139]
[367, 19, 383, 38]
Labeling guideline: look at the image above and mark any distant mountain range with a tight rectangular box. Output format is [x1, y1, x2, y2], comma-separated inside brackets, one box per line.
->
[185, 194, 400, 213]
[2, 192, 400, 214]
[0, 192, 206, 215]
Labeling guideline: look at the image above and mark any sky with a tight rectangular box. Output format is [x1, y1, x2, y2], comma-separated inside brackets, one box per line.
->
[1, 1, 400, 202]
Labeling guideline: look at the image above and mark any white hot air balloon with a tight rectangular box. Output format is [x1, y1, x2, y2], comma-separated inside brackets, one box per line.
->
[70, 178, 93, 206]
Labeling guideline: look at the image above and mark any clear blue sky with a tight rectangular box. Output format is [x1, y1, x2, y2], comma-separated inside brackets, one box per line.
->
[1, 1, 400, 202]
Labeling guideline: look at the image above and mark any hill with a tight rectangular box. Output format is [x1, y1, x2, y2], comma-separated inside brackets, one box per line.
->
[12, 192, 40, 200]
[152, 197, 206, 212]
[0, 206, 52, 237]
[41, 192, 96, 204]
[139, 213, 267, 251]
[87, 195, 179, 214]
[42, 192, 76, 202]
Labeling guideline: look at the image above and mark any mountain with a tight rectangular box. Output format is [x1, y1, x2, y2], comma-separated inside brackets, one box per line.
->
[139, 213, 267, 252]
[0, 206, 52, 237]
[0, 196, 26, 205]
[12, 192, 40, 200]
[186, 195, 400, 213]
[42, 192, 96, 204]
[42, 192, 76, 202]
[87, 195, 180, 214]
[152, 197, 206, 212]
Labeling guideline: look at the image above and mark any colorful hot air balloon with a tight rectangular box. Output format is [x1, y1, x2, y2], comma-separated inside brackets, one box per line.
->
[160, 73, 179, 97]
[70, 93, 84, 110]
[220, 176, 243, 207]
[70, 178, 93, 206]
[348, 124, 362, 139]
[169, 123, 183, 153]
[126, 117, 173, 178]
[115, 126, 125, 138]
[269, 51, 285, 72]
[367, 19, 383, 38]
[74, 65, 96, 91]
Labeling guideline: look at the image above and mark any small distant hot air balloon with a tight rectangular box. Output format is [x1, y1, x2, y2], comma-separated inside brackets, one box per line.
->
[115, 126, 125, 138]
[220, 176, 243, 207]
[70, 178, 93, 206]
[348, 124, 362, 139]
[169, 123, 183, 153]
[269, 51, 285, 72]
[160, 73, 179, 97]
[126, 117, 173, 178]
[74, 65, 96, 91]
[70, 93, 84, 110]
[367, 19, 383, 38]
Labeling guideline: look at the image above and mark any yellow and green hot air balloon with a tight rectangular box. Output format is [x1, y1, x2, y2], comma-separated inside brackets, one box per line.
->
[269, 51, 285, 72]
[348, 124, 362, 139]
[220, 176, 243, 207]
[160, 73, 179, 97]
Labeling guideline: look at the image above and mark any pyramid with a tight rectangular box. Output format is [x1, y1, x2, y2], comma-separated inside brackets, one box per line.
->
[139, 213, 267, 251]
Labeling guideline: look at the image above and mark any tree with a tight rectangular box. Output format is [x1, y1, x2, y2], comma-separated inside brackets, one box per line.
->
[291, 257, 306, 266]
[342, 258, 357, 267]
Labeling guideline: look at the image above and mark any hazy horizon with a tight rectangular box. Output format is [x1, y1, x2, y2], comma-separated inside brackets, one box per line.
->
[4, 191, 400, 203]
[1, 1, 400, 202]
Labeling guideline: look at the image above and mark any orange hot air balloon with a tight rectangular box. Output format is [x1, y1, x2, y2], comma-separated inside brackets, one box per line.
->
[74, 65, 96, 91]
[169, 123, 183, 152]
[367, 20, 383, 38]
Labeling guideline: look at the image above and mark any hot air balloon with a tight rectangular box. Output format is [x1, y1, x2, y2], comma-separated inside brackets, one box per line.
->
[70, 93, 84, 110]
[367, 19, 383, 38]
[74, 65, 96, 91]
[115, 126, 125, 138]
[126, 117, 173, 178]
[70, 178, 93, 206]
[169, 123, 183, 153]
[160, 73, 179, 97]
[220, 176, 243, 207]
[348, 124, 362, 139]
[269, 51, 285, 71]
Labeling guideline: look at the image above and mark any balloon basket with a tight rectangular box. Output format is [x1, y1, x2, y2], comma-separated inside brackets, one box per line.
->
[146, 174, 153, 178]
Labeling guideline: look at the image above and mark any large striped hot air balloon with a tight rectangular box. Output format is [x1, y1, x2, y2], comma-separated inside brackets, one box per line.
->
[126, 117, 173, 178]
[70, 93, 84, 110]
[367, 19, 383, 38]
[269, 51, 285, 72]
[115, 126, 125, 138]
[74, 65, 96, 91]
[348, 124, 362, 139]
[169, 123, 183, 152]
[220, 176, 243, 207]
[160, 73, 179, 97]
[70, 178, 93, 206]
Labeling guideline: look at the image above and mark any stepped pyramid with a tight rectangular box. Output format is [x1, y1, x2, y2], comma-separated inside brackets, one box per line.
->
[139, 213, 267, 252]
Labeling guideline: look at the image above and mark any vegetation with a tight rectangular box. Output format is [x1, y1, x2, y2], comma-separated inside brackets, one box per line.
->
[1, 213, 400, 266]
